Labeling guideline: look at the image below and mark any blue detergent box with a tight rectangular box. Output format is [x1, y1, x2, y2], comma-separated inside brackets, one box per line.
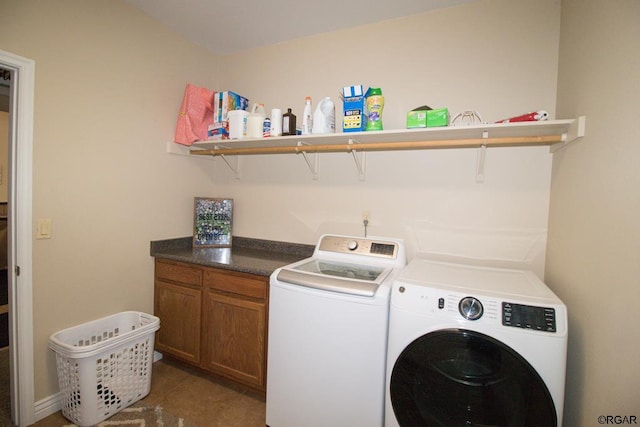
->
[342, 85, 368, 132]
[213, 91, 249, 125]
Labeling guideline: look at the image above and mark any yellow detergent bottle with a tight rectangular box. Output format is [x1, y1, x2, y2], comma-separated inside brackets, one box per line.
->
[365, 87, 384, 131]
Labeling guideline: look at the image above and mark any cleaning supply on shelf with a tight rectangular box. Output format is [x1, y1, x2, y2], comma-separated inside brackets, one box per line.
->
[247, 103, 266, 138]
[227, 109, 248, 139]
[406, 105, 450, 128]
[342, 85, 367, 132]
[263, 117, 271, 137]
[282, 108, 296, 136]
[302, 97, 313, 135]
[365, 88, 384, 131]
[312, 97, 335, 134]
[271, 108, 282, 136]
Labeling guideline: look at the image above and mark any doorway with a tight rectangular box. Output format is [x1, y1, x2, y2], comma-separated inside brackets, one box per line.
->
[1, 67, 10, 425]
[0, 49, 35, 427]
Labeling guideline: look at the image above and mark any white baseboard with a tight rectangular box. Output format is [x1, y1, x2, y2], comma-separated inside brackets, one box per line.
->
[34, 392, 61, 423]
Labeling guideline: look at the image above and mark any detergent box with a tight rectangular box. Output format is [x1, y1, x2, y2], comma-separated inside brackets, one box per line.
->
[213, 91, 249, 125]
[406, 106, 430, 128]
[406, 106, 450, 128]
[426, 108, 449, 127]
[342, 85, 368, 132]
[207, 122, 229, 140]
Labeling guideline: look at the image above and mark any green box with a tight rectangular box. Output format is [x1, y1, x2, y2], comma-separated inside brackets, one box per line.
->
[426, 108, 449, 127]
[406, 110, 428, 128]
[406, 106, 450, 128]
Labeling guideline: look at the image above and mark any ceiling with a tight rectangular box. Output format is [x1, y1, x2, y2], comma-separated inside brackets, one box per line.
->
[124, 0, 477, 55]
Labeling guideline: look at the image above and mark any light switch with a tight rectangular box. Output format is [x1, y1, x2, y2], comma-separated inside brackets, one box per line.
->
[36, 219, 52, 239]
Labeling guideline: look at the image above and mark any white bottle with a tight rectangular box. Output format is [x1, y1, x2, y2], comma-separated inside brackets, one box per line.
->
[312, 97, 335, 134]
[247, 103, 266, 139]
[302, 96, 313, 135]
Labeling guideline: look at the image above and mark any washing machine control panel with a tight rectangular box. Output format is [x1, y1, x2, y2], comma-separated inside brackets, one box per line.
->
[502, 302, 557, 332]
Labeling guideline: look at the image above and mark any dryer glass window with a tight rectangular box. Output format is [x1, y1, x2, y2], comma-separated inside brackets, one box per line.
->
[390, 329, 556, 427]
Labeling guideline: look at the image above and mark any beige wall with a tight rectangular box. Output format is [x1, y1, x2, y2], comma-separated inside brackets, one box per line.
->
[547, 0, 640, 425]
[0, 1, 221, 401]
[215, 0, 561, 273]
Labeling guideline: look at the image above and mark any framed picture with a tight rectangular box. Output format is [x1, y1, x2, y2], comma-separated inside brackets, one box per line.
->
[193, 197, 233, 247]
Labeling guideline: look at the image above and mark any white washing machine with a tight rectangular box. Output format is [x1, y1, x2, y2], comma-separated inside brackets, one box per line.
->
[385, 258, 568, 427]
[267, 234, 406, 427]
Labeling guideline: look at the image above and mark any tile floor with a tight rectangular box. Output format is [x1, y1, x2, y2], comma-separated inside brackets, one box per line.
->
[30, 358, 266, 427]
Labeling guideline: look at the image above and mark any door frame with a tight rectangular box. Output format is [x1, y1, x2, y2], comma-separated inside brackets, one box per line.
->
[0, 48, 35, 427]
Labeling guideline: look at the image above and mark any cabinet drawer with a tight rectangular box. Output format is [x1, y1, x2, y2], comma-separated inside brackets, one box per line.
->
[156, 260, 202, 287]
[204, 269, 267, 300]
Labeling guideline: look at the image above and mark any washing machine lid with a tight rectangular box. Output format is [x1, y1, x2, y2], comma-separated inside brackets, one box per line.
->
[397, 259, 562, 304]
[274, 234, 405, 297]
[276, 259, 391, 297]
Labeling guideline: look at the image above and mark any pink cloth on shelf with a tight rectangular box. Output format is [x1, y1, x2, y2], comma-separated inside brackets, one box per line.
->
[174, 84, 214, 146]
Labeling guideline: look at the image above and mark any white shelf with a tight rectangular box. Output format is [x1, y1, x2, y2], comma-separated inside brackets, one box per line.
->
[167, 117, 586, 180]
[187, 117, 584, 155]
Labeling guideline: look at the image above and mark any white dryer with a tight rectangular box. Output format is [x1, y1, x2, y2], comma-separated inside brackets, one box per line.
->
[385, 259, 568, 427]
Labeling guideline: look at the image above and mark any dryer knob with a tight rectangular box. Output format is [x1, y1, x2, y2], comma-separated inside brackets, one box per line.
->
[347, 240, 359, 250]
[459, 297, 484, 320]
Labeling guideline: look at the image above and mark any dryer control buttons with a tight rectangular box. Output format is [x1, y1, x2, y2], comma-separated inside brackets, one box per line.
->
[459, 297, 484, 320]
[502, 302, 557, 332]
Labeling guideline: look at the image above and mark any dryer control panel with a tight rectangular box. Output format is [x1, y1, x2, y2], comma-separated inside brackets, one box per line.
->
[502, 302, 556, 333]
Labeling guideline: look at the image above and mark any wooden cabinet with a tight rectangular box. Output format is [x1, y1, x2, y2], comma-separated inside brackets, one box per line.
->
[154, 261, 202, 365]
[154, 259, 269, 393]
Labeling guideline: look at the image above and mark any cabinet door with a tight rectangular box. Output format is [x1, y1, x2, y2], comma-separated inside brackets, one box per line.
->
[202, 289, 267, 391]
[155, 280, 202, 365]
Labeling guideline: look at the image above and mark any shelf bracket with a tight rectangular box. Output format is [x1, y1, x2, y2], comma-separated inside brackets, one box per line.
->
[166, 141, 214, 160]
[550, 115, 587, 153]
[476, 131, 488, 183]
[348, 138, 367, 181]
[218, 151, 241, 179]
[297, 141, 319, 180]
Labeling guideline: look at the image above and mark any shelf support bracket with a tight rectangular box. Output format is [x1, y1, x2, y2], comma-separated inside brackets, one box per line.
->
[297, 141, 319, 180]
[550, 115, 587, 153]
[218, 151, 241, 179]
[348, 138, 366, 181]
[476, 131, 488, 183]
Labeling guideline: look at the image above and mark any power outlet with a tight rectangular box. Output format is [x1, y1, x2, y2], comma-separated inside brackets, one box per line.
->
[362, 211, 370, 222]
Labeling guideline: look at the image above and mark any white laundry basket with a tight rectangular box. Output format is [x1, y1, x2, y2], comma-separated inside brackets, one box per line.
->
[49, 311, 160, 427]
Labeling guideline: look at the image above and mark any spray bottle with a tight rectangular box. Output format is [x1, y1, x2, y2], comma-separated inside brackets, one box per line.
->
[302, 97, 313, 135]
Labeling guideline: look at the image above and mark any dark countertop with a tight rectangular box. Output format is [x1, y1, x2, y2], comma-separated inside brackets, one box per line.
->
[150, 236, 315, 277]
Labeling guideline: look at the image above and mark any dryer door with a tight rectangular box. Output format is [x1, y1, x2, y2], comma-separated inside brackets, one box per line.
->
[389, 329, 556, 427]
